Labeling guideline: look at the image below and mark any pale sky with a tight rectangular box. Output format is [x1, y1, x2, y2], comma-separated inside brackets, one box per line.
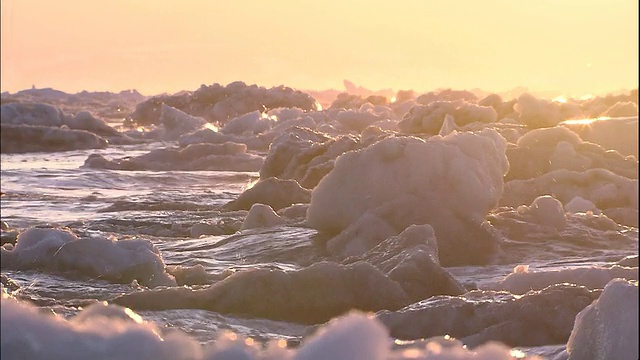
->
[1, 0, 638, 97]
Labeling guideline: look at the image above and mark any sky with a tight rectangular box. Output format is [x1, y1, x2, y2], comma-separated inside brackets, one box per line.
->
[1, 0, 638, 97]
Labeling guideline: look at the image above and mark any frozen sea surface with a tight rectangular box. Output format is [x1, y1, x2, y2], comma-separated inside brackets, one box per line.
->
[1, 89, 638, 359]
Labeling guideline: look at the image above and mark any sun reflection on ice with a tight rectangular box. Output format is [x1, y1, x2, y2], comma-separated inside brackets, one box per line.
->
[510, 348, 527, 358]
[204, 122, 219, 132]
[561, 116, 611, 126]
[552, 96, 567, 103]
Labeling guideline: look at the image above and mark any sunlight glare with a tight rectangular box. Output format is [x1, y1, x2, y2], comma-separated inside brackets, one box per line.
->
[204, 122, 219, 132]
[510, 349, 527, 359]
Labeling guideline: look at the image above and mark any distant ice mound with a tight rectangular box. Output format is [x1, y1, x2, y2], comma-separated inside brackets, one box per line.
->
[83, 142, 263, 172]
[328, 103, 397, 133]
[560, 116, 639, 158]
[1, 102, 65, 127]
[158, 103, 207, 140]
[397, 100, 497, 134]
[501, 168, 638, 212]
[601, 101, 638, 118]
[0, 227, 175, 287]
[1, 102, 133, 144]
[505, 125, 637, 181]
[567, 279, 639, 360]
[307, 129, 509, 266]
[513, 93, 565, 128]
[1, 124, 108, 153]
[129, 81, 318, 126]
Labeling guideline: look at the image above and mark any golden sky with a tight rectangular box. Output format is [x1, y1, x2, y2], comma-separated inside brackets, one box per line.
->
[1, 0, 638, 97]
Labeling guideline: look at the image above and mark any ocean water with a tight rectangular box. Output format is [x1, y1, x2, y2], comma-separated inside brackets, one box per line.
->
[1, 90, 638, 359]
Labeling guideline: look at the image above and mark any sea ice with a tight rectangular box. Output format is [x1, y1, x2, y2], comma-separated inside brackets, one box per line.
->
[113, 261, 411, 324]
[307, 129, 509, 266]
[0, 294, 545, 360]
[566, 278, 639, 360]
[487, 264, 638, 295]
[501, 168, 638, 211]
[223, 177, 311, 211]
[0, 227, 176, 287]
[240, 204, 286, 230]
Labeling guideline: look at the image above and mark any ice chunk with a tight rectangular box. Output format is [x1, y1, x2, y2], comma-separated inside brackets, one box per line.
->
[241, 204, 286, 230]
[307, 129, 509, 266]
[1, 227, 175, 287]
[567, 279, 639, 360]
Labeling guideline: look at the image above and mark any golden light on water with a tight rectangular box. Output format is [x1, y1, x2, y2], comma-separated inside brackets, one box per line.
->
[561, 116, 612, 125]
